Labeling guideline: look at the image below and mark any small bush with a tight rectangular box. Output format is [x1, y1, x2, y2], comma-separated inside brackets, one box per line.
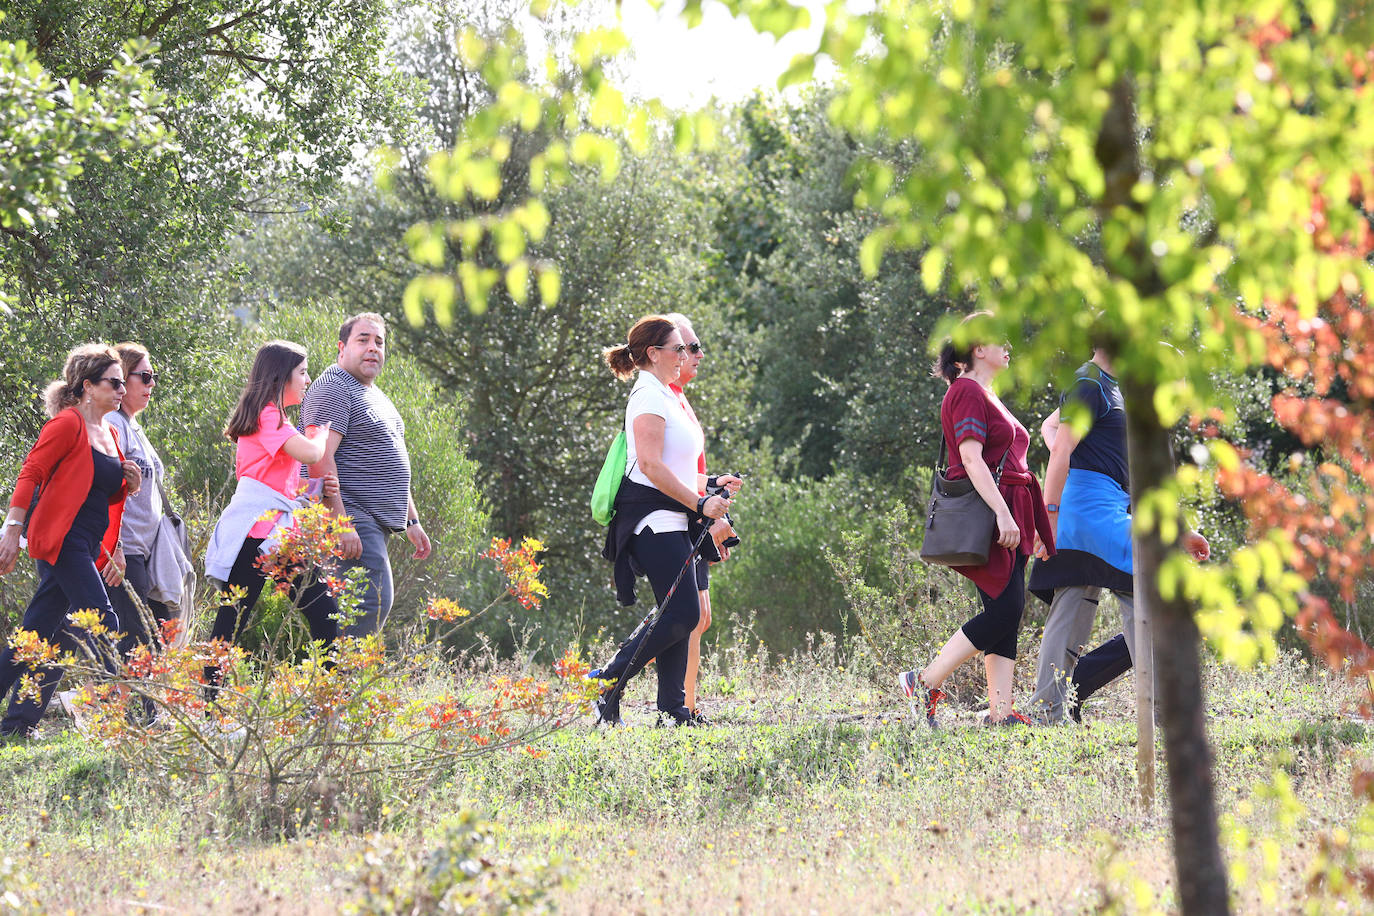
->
[345, 811, 566, 915]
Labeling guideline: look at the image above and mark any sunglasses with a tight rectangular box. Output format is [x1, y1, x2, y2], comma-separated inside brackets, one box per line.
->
[99, 377, 127, 390]
[129, 370, 158, 385]
[686, 342, 704, 355]
[651, 344, 688, 356]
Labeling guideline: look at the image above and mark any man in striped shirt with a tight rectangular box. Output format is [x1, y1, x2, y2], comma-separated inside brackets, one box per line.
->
[304, 313, 432, 636]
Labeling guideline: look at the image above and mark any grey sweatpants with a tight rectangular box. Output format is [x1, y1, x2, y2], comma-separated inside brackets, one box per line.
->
[1029, 585, 1137, 723]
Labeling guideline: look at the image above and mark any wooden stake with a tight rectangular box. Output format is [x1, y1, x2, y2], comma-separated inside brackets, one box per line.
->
[1133, 539, 1156, 806]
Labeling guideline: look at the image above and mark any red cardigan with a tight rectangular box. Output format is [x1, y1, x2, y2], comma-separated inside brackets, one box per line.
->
[8, 408, 127, 567]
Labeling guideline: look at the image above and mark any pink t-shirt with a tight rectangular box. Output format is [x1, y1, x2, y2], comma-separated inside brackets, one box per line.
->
[236, 403, 301, 537]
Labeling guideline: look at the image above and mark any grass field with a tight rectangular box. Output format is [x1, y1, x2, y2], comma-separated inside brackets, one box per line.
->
[0, 642, 1369, 914]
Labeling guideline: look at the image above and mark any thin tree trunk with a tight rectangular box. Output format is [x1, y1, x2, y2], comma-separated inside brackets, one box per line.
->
[1123, 378, 1230, 914]
[1132, 537, 1156, 806]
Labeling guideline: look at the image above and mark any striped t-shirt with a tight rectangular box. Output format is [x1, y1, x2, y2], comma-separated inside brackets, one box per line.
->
[302, 364, 412, 530]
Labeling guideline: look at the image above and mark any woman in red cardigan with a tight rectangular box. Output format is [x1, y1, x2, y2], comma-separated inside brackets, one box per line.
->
[898, 313, 1055, 728]
[0, 344, 142, 738]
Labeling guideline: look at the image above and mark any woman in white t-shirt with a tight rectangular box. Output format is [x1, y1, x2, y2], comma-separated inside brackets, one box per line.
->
[592, 315, 730, 727]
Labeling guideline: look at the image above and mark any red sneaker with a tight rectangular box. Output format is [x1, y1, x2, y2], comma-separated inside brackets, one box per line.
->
[898, 670, 946, 728]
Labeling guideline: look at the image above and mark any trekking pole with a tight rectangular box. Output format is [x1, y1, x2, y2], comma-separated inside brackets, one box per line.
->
[599, 519, 717, 718]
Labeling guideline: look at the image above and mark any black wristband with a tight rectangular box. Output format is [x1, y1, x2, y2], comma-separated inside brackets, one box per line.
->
[696, 495, 708, 518]
[706, 475, 719, 490]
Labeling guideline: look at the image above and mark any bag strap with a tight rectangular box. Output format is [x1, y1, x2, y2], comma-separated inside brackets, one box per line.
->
[936, 429, 1013, 482]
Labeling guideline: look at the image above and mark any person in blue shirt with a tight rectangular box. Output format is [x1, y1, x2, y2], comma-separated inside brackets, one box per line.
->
[1027, 349, 1209, 723]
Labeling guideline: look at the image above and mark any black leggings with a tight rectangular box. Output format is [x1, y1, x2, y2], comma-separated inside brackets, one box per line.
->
[210, 538, 339, 648]
[961, 553, 1028, 660]
[599, 529, 701, 712]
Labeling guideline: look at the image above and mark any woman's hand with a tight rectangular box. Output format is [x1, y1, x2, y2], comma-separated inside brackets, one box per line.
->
[995, 510, 1021, 549]
[715, 474, 743, 495]
[0, 527, 20, 576]
[101, 545, 127, 587]
[323, 474, 339, 500]
[121, 460, 143, 495]
[702, 494, 730, 519]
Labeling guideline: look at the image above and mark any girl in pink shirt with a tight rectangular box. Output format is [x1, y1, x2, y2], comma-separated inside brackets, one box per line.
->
[209, 341, 339, 665]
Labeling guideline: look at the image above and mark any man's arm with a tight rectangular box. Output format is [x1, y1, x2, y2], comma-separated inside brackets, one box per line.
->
[309, 428, 363, 560]
[405, 491, 432, 560]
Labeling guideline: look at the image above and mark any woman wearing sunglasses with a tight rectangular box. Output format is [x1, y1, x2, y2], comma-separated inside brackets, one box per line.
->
[592, 315, 730, 726]
[0, 344, 142, 737]
[105, 343, 193, 659]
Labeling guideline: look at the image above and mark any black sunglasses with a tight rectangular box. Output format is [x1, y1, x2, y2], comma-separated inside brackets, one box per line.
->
[687, 342, 704, 355]
[99, 377, 127, 390]
[129, 370, 159, 385]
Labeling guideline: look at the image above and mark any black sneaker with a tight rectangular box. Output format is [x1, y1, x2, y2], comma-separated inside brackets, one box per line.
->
[656, 706, 697, 727]
[689, 708, 714, 727]
[594, 690, 621, 726]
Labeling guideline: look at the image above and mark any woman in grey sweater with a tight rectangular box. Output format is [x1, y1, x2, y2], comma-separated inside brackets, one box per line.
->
[105, 342, 187, 654]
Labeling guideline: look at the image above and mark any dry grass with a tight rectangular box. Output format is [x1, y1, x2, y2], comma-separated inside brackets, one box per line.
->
[1, 642, 1369, 914]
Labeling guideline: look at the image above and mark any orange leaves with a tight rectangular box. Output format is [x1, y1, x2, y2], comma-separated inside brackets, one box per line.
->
[255, 502, 355, 588]
[480, 536, 549, 609]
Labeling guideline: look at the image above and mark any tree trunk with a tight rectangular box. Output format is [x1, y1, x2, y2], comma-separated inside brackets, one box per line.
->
[1123, 378, 1230, 915]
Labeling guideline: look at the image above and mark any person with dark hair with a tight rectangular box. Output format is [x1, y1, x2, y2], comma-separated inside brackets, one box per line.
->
[104, 342, 193, 659]
[592, 315, 731, 727]
[898, 313, 1055, 727]
[0, 343, 142, 737]
[1027, 348, 1209, 723]
[663, 312, 741, 725]
[303, 312, 431, 637]
[203, 341, 338, 666]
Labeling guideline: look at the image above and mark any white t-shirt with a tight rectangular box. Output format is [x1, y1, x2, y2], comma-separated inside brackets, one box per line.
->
[625, 371, 704, 535]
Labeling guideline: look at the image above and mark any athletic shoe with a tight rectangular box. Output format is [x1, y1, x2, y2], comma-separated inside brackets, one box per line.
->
[655, 706, 697, 727]
[897, 670, 946, 728]
[689, 708, 714, 727]
[989, 710, 1033, 727]
[1068, 699, 1083, 724]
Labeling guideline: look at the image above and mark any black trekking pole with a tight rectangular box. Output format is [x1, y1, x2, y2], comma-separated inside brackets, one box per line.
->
[597, 519, 717, 724]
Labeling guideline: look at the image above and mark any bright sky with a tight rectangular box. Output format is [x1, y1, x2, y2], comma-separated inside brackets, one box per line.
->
[612, 0, 829, 109]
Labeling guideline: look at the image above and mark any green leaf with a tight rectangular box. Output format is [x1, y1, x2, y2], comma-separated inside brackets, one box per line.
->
[921, 246, 945, 292]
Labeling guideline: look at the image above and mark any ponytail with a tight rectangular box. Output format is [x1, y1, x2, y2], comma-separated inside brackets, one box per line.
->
[603, 344, 637, 381]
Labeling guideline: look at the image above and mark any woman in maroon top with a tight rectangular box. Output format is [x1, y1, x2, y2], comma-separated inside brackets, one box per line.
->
[899, 315, 1054, 727]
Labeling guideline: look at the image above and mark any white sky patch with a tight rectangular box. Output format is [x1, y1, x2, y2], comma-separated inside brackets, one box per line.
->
[613, 0, 832, 109]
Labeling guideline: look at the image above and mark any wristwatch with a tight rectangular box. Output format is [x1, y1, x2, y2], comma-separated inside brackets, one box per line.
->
[406, 517, 420, 528]
[2, 519, 21, 530]
[1046, 503, 1060, 513]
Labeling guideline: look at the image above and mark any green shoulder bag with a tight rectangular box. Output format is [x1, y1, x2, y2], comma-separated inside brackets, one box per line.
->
[591, 431, 628, 526]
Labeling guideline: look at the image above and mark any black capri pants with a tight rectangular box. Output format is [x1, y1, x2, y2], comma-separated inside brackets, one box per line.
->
[600, 529, 701, 713]
[960, 553, 1028, 660]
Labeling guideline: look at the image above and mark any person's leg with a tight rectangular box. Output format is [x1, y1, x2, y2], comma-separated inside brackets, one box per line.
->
[599, 531, 701, 712]
[1069, 634, 1133, 710]
[683, 556, 712, 711]
[1028, 585, 1103, 723]
[920, 629, 979, 689]
[209, 539, 267, 644]
[926, 557, 1028, 692]
[340, 514, 394, 638]
[114, 554, 158, 658]
[293, 574, 340, 649]
[1, 550, 117, 735]
[985, 653, 1016, 722]
[978, 557, 1028, 723]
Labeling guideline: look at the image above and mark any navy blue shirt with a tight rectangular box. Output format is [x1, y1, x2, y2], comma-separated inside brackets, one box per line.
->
[1062, 363, 1128, 491]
